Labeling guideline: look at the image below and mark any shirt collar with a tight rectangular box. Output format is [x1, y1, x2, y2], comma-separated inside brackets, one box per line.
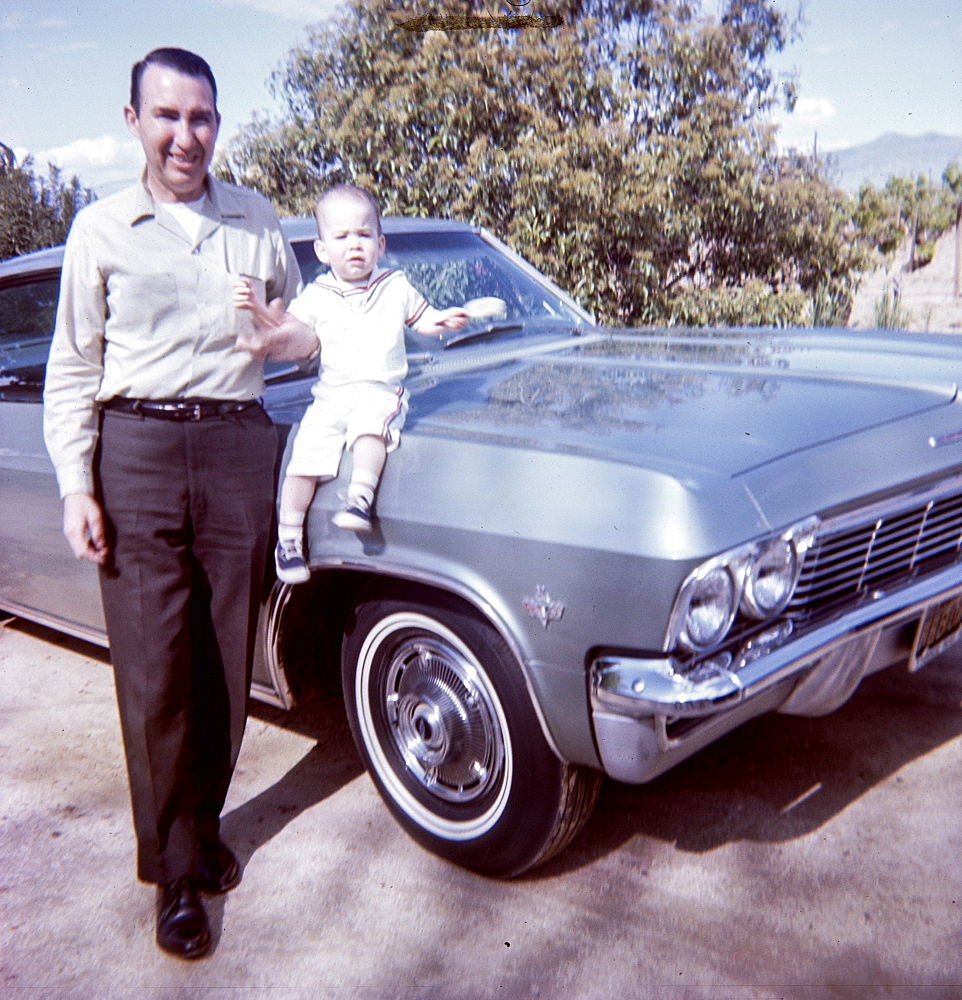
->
[316, 265, 392, 294]
[128, 172, 243, 226]
[128, 172, 247, 248]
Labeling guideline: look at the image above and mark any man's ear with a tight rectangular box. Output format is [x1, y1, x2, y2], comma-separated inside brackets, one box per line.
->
[123, 105, 140, 138]
[314, 238, 329, 265]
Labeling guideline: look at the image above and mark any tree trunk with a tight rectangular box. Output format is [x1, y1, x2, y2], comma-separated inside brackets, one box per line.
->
[955, 202, 962, 298]
[909, 209, 918, 271]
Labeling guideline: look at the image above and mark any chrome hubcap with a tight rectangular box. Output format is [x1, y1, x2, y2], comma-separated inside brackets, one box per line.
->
[384, 638, 504, 804]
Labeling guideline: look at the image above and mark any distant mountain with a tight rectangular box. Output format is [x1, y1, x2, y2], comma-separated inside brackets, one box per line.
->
[825, 132, 962, 193]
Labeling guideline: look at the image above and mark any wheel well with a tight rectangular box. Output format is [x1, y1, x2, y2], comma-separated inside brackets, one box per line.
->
[344, 578, 497, 639]
[272, 571, 503, 707]
[269, 569, 367, 704]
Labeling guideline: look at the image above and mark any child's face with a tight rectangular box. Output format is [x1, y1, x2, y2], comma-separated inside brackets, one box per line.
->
[314, 195, 385, 285]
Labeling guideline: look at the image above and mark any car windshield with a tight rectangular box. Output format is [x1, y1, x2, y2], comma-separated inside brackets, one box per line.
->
[290, 230, 589, 349]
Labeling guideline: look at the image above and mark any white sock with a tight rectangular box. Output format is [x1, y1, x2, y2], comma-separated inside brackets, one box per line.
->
[349, 470, 379, 506]
[278, 511, 305, 542]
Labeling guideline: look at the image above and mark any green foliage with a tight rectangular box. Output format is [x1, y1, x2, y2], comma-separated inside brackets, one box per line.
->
[853, 182, 905, 256]
[854, 171, 957, 272]
[220, 0, 870, 327]
[0, 144, 96, 260]
[943, 161, 962, 297]
[946, 162, 962, 194]
[873, 282, 912, 329]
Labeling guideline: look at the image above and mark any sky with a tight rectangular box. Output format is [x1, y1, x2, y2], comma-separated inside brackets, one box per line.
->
[1, 0, 960, 194]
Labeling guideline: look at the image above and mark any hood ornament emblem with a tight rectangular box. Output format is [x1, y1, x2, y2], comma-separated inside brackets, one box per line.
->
[523, 585, 565, 629]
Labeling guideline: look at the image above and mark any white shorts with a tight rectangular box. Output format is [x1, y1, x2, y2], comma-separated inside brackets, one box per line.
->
[286, 381, 409, 479]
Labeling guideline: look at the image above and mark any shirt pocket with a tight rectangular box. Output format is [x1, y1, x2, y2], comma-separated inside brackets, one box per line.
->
[106, 272, 179, 333]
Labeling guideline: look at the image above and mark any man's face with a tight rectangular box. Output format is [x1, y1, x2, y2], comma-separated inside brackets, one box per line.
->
[314, 195, 385, 285]
[124, 63, 220, 203]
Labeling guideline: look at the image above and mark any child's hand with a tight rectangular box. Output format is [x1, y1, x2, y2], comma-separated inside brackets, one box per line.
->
[232, 278, 275, 327]
[234, 279, 289, 357]
[436, 307, 469, 334]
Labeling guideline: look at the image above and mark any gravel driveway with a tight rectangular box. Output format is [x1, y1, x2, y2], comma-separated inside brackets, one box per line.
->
[1, 615, 960, 999]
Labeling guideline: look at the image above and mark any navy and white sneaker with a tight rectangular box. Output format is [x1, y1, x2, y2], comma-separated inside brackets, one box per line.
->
[274, 536, 310, 584]
[332, 492, 374, 532]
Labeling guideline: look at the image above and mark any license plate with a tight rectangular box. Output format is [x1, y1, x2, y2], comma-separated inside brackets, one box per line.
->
[913, 593, 962, 670]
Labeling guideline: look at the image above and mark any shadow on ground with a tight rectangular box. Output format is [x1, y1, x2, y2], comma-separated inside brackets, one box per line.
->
[9, 614, 961, 882]
[223, 694, 365, 868]
[539, 652, 962, 876]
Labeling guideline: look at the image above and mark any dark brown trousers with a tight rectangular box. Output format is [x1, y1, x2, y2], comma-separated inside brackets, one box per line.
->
[96, 405, 277, 885]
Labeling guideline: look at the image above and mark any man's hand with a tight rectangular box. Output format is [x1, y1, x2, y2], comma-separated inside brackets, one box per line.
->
[63, 493, 109, 565]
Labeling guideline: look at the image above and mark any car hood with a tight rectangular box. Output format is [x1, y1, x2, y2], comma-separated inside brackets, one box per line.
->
[405, 328, 961, 482]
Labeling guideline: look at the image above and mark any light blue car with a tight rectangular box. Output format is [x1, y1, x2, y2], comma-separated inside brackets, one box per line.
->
[3, 217, 962, 876]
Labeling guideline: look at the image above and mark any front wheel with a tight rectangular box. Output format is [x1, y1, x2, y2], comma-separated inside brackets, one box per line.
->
[342, 584, 600, 877]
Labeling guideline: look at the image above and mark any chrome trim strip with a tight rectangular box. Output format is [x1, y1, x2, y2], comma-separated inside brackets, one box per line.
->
[789, 473, 962, 617]
[252, 582, 297, 710]
[0, 602, 108, 648]
[250, 679, 289, 710]
[476, 229, 595, 325]
[814, 470, 962, 537]
[929, 429, 962, 448]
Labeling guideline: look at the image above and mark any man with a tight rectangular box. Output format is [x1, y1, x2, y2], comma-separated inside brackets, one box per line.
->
[43, 48, 313, 960]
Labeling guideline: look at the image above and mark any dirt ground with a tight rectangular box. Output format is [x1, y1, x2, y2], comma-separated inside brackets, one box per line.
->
[1, 615, 960, 999]
[848, 230, 962, 332]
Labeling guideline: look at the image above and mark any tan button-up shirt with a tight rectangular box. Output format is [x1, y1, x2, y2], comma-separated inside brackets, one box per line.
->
[44, 175, 301, 498]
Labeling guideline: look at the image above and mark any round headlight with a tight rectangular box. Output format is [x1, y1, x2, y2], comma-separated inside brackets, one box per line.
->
[683, 567, 735, 650]
[743, 537, 797, 618]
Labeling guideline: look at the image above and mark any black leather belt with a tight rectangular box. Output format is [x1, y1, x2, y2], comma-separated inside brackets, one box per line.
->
[102, 398, 260, 421]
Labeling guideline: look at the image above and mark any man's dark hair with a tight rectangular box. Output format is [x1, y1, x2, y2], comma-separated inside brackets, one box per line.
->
[130, 48, 218, 112]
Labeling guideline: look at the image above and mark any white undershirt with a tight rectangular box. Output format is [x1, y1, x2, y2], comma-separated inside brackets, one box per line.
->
[163, 195, 207, 243]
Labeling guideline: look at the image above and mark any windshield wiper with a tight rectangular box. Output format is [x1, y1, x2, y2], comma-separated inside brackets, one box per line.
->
[443, 321, 524, 349]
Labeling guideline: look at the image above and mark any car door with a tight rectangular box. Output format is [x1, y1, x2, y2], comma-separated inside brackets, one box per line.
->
[0, 265, 106, 644]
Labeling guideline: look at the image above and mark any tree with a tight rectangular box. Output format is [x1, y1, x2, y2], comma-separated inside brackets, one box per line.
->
[221, 0, 867, 326]
[0, 144, 96, 259]
[873, 172, 955, 271]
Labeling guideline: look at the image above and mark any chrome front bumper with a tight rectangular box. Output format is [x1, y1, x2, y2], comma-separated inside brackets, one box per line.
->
[590, 563, 962, 783]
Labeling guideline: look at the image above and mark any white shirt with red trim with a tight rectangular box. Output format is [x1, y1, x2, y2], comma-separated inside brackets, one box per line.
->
[288, 267, 440, 388]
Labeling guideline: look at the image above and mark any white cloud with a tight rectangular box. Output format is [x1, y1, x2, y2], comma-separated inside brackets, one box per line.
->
[767, 97, 842, 154]
[791, 97, 837, 124]
[20, 135, 143, 192]
[0, 12, 26, 30]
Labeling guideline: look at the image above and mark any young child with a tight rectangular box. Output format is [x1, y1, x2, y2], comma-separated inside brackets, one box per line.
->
[235, 184, 468, 584]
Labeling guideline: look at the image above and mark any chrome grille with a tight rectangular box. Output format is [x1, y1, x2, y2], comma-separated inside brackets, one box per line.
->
[789, 484, 962, 617]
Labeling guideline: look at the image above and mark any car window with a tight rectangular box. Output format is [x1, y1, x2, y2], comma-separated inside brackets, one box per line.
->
[291, 231, 586, 330]
[0, 275, 59, 400]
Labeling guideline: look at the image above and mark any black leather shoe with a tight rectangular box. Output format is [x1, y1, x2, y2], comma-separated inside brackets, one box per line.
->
[156, 877, 211, 960]
[195, 839, 241, 894]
